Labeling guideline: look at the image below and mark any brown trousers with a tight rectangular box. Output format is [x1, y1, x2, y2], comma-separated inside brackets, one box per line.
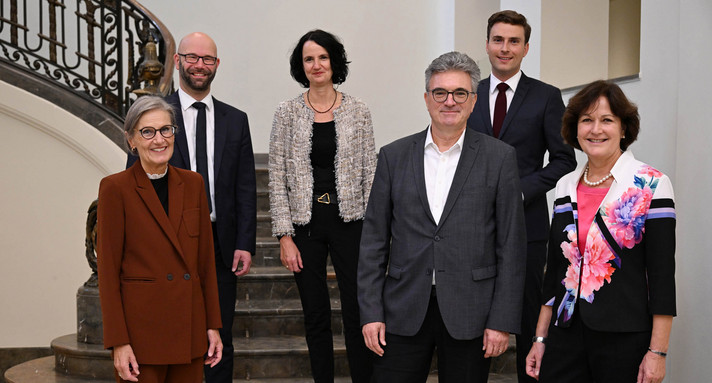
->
[115, 357, 203, 383]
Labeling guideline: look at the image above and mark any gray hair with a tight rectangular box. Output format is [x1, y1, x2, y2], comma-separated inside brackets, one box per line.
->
[124, 96, 176, 154]
[424, 51, 481, 92]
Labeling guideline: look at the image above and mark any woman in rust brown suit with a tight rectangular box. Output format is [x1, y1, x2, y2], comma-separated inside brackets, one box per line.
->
[98, 96, 222, 383]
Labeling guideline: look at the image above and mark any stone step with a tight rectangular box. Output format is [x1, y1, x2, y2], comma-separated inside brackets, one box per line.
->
[49, 334, 112, 379]
[257, 191, 269, 214]
[255, 155, 268, 193]
[252, 237, 337, 268]
[233, 334, 348, 379]
[234, 377, 517, 383]
[4, 355, 517, 383]
[231, 376, 444, 383]
[234, 298, 342, 338]
[236, 266, 340, 301]
[4, 357, 112, 383]
[253, 236, 280, 267]
[256, 212, 272, 239]
[233, 334, 517, 380]
[8, 334, 516, 382]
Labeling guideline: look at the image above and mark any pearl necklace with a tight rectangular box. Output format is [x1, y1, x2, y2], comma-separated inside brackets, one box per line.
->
[583, 165, 612, 187]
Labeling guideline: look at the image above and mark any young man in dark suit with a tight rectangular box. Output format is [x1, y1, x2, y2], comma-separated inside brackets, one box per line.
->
[466, 11, 577, 383]
[128, 32, 256, 382]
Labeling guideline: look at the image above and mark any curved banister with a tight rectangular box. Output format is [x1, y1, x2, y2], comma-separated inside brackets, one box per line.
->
[127, 0, 175, 96]
[0, 0, 176, 121]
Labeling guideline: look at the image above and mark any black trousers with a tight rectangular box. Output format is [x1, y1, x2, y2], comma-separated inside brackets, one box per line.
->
[516, 240, 547, 383]
[371, 290, 491, 383]
[539, 312, 651, 383]
[293, 202, 373, 383]
[204, 223, 237, 383]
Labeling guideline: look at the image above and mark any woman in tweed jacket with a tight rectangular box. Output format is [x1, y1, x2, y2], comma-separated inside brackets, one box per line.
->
[268, 29, 377, 383]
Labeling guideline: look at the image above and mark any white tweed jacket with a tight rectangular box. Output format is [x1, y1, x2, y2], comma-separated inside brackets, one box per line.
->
[268, 93, 377, 237]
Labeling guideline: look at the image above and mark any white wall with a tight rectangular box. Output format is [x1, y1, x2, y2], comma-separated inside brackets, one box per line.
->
[541, 0, 609, 89]
[669, 1, 712, 381]
[501, 0, 542, 78]
[0, 81, 126, 347]
[454, 0, 499, 75]
[139, 0, 460, 152]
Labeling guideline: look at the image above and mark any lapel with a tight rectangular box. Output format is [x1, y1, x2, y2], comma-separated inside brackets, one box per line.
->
[131, 162, 186, 262]
[437, 129, 480, 230]
[499, 72, 531, 138]
[168, 92, 190, 169]
[565, 168, 583, 238]
[477, 77, 494, 135]
[411, 128, 436, 225]
[213, 97, 227, 185]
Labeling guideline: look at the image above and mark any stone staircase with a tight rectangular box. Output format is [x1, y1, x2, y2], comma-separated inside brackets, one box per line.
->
[4, 155, 517, 382]
[230, 156, 350, 381]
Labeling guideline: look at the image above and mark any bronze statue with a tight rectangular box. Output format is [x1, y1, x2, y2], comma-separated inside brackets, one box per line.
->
[133, 38, 164, 96]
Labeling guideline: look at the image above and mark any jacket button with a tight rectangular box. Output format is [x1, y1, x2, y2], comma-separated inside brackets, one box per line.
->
[184, 273, 191, 280]
[166, 273, 173, 281]
[434, 235, 441, 242]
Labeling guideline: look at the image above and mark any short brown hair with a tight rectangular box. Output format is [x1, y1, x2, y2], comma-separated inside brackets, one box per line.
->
[487, 10, 531, 43]
[561, 80, 640, 151]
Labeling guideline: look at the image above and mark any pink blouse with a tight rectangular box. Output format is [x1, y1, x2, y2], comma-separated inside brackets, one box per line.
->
[576, 183, 609, 254]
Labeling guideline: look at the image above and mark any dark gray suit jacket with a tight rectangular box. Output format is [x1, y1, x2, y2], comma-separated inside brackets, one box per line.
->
[358, 128, 526, 340]
[467, 73, 576, 242]
[127, 92, 257, 265]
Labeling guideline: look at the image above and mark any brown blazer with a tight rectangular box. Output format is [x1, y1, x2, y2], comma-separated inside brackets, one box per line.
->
[97, 161, 221, 365]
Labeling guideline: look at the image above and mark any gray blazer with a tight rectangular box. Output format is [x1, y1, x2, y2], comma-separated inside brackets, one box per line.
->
[358, 128, 527, 340]
[269, 93, 377, 237]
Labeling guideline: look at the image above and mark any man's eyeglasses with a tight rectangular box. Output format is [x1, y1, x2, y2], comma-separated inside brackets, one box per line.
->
[177, 53, 217, 65]
[138, 125, 177, 140]
[429, 88, 475, 104]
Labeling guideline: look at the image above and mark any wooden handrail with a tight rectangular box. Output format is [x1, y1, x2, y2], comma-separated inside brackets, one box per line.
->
[0, 0, 176, 119]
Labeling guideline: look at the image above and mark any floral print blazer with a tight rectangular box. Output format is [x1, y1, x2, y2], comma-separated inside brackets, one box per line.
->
[543, 151, 676, 332]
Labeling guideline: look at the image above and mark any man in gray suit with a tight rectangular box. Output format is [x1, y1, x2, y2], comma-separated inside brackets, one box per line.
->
[358, 51, 526, 382]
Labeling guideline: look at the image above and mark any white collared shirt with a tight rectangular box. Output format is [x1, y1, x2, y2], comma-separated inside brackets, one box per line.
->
[424, 126, 465, 285]
[488, 71, 523, 125]
[178, 89, 216, 221]
[423, 126, 465, 225]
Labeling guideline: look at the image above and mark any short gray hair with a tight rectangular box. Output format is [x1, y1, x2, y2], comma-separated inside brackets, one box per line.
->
[124, 96, 176, 154]
[424, 51, 481, 92]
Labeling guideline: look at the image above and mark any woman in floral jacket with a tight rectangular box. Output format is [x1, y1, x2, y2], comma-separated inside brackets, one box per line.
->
[525, 80, 676, 383]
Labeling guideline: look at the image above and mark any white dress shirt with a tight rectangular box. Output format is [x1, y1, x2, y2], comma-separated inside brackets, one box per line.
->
[178, 89, 216, 221]
[488, 70, 523, 125]
[424, 126, 465, 224]
[424, 126, 465, 284]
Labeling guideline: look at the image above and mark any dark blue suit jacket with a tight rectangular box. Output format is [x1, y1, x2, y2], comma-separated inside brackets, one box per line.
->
[467, 73, 576, 242]
[128, 92, 256, 266]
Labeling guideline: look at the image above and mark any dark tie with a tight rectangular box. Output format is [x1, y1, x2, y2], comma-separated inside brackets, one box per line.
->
[493, 82, 509, 138]
[193, 101, 212, 213]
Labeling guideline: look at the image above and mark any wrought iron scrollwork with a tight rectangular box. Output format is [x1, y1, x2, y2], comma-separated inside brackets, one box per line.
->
[0, 0, 175, 118]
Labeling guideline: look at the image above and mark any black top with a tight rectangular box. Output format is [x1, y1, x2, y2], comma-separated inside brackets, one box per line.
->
[310, 121, 337, 194]
[150, 175, 169, 216]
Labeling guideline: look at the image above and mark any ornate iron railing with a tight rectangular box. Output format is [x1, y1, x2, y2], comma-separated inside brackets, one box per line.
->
[0, 0, 174, 118]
